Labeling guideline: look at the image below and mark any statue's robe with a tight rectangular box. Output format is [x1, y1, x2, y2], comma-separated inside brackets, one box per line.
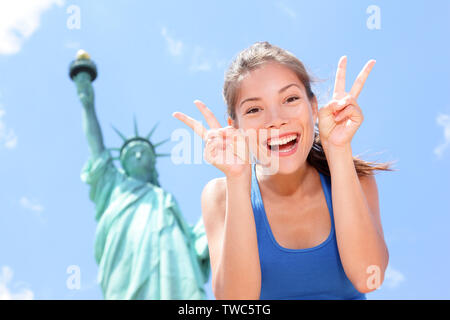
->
[81, 150, 210, 299]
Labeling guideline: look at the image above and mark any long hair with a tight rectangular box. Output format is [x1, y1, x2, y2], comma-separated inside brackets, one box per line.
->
[223, 41, 396, 177]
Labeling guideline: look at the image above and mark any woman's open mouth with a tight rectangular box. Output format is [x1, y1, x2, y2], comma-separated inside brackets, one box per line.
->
[265, 133, 300, 157]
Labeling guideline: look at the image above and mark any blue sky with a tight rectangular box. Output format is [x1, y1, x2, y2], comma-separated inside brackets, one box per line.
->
[0, 0, 449, 300]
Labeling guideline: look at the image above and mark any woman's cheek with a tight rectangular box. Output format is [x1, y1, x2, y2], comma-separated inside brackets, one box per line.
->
[297, 104, 314, 122]
[239, 117, 260, 131]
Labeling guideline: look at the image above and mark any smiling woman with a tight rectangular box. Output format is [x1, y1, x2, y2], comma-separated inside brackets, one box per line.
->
[223, 42, 395, 178]
[173, 41, 395, 300]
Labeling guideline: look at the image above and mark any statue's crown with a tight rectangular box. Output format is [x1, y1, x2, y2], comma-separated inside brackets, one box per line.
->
[109, 116, 170, 161]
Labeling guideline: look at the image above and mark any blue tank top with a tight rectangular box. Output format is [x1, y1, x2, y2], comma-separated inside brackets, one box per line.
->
[250, 163, 366, 300]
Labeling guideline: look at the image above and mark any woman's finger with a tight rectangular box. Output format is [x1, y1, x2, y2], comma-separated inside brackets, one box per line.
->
[194, 100, 222, 129]
[335, 104, 360, 122]
[333, 56, 347, 98]
[349, 59, 376, 99]
[230, 131, 250, 163]
[242, 129, 272, 166]
[205, 129, 220, 141]
[333, 95, 357, 114]
[172, 111, 208, 140]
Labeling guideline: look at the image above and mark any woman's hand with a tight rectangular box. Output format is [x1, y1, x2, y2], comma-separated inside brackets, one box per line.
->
[318, 56, 376, 151]
[173, 100, 253, 178]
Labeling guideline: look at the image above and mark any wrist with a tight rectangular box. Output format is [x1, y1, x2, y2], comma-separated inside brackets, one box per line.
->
[323, 143, 355, 174]
[323, 142, 352, 158]
[226, 168, 252, 186]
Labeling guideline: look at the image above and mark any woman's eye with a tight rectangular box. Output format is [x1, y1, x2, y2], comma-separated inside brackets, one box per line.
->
[286, 96, 300, 103]
[246, 107, 259, 114]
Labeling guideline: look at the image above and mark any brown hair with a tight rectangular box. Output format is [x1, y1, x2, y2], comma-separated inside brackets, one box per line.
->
[222, 41, 396, 177]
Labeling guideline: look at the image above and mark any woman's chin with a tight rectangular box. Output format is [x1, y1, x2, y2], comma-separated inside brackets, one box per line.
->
[257, 156, 303, 176]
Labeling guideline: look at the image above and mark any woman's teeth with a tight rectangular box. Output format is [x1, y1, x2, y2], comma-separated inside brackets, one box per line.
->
[267, 134, 298, 147]
[267, 134, 299, 152]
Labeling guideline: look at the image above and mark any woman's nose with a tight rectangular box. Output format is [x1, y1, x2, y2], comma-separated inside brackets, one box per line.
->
[135, 151, 142, 159]
[265, 106, 287, 129]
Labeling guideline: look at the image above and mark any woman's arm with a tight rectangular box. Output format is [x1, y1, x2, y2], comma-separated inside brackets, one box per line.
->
[317, 57, 388, 293]
[201, 174, 261, 300]
[325, 145, 389, 293]
[173, 100, 261, 299]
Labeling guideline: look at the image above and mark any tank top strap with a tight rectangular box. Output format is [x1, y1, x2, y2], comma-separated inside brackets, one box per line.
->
[317, 170, 335, 230]
[250, 163, 264, 214]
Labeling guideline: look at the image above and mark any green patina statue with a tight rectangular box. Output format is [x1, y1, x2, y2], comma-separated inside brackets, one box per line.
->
[69, 50, 210, 299]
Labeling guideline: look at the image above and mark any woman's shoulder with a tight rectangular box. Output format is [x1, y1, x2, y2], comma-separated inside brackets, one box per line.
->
[201, 177, 227, 205]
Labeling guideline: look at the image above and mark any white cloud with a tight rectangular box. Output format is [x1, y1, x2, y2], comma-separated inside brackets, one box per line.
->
[0, 0, 64, 55]
[0, 266, 34, 300]
[161, 27, 183, 57]
[434, 113, 450, 158]
[20, 196, 44, 213]
[383, 266, 406, 289]
[0, 104, 18, 149]
[189, 46, 212, 72]
[20, 196, 46, 224]
[160, 26, 225, 73]
[275, 2, 297, 19]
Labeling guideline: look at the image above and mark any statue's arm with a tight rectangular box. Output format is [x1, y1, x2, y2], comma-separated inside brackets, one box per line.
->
[74, 72, 105, 157]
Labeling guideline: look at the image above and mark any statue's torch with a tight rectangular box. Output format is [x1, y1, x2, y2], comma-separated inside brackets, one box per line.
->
[69, 49, 98, 109]
[69, 49, 97, 82]
[69, 50, 104, 155]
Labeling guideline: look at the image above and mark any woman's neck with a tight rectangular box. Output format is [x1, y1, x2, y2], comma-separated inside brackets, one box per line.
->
[255, 161, 316, 198]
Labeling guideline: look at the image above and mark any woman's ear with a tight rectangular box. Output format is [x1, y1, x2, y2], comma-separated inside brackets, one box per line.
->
[227, 117, 234, 127]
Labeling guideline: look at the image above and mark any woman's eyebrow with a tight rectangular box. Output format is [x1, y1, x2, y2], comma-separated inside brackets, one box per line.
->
[238, 83, 301, 108]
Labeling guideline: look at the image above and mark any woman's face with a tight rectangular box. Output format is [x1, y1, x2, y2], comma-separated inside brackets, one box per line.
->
[232, 62, 318, 175]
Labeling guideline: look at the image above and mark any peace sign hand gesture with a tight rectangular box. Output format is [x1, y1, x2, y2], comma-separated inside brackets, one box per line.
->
[173, 100, 257, 178]
[318, 56, 376, 151]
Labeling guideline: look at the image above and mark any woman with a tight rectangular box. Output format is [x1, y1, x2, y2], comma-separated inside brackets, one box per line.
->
[173, 41, 392, 300]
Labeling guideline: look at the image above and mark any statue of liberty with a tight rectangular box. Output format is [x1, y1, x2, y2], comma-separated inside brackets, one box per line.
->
[69, 50, 210, 299]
